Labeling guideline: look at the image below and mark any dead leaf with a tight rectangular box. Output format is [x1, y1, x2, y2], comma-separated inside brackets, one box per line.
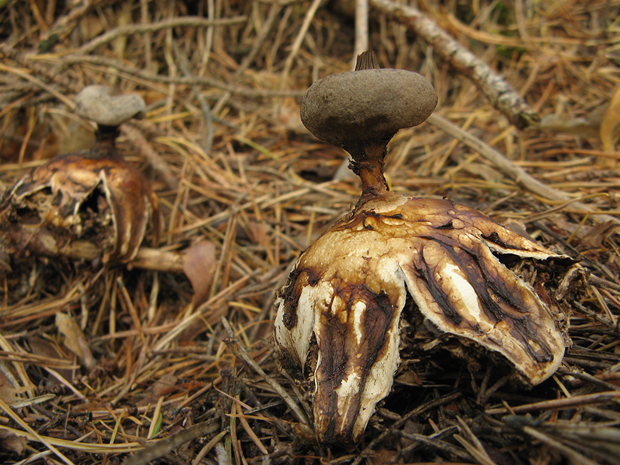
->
[183, 241, 216, 307]
[56, 312, 96, 369]
[249, 221, 271, 250]
[0, 370, 19, 406]
[579, 221, 618, 249]
[0, 429, 27, 456]
[600, 88, 620, 167]
[153, 373, 178, 397]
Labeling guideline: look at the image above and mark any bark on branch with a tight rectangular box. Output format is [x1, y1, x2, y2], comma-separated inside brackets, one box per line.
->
[370, 0, 538, 129]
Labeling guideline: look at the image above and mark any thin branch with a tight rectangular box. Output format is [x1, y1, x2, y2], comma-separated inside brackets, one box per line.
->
[426, 112, 620, 225]
[73, 16, 247, 56]
[57, 55, 305, 98]
[370, 0, 538, 128]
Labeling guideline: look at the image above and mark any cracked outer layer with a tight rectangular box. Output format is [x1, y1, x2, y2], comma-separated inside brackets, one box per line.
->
[274, 191, 570, 445]
[5, 155, 160, 262]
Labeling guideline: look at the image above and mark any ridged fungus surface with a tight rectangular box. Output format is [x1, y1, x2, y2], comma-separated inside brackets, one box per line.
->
[3, 154, 160, 263]
[275, 192, 570, 444]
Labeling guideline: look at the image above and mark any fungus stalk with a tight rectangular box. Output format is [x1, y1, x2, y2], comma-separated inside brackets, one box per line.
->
[350, 143, 389, 200]
[347, 53, 390, 199]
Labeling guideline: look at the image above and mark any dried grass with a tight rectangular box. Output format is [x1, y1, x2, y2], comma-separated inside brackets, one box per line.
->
[1, 0, 620, 464]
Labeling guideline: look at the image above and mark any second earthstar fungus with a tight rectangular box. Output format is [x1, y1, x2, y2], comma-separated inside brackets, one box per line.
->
[274, 52, 575, 446]
[0, 86, 161, 265]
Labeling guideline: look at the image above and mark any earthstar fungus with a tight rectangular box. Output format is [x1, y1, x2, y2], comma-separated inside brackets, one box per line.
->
[274, 53, 571, 446]
[1, 86, 160, 264]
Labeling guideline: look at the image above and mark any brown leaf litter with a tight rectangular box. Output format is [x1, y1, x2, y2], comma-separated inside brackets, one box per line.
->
[1, 1, 620, 464]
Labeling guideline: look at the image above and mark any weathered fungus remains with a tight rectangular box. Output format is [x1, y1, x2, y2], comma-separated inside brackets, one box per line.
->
[3, 155, 160, 262]
[274, 52, 572, 447]
[0, 86, 160, 264]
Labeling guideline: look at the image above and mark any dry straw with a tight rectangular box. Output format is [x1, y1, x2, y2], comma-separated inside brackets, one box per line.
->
[1, 0, 620, 464]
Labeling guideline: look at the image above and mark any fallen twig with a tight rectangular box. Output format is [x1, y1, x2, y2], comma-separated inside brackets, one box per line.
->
[221, 317, 309, 426]
[370, 0, 538, 128]
[73, 16, 247, 56]
[426, 112, 620, 225]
